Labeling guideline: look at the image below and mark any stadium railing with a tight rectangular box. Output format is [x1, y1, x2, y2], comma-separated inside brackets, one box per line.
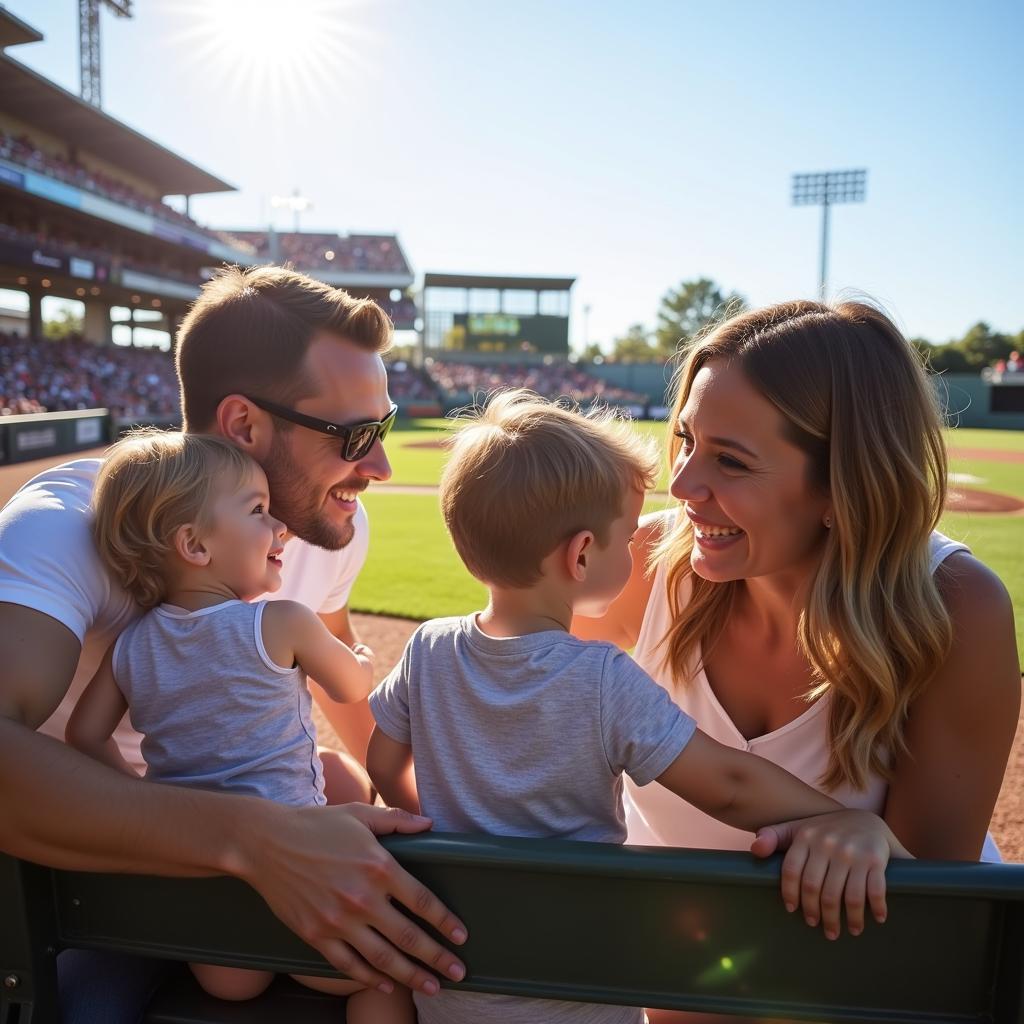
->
[0, 408, 109, 466]
[4, 834, 1024, 1023]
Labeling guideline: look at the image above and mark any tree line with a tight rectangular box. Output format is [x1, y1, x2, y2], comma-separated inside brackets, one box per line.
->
[587, 278, 1022, 374]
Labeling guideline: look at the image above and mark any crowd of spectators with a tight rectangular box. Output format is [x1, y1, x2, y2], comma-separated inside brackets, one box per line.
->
[0, 331, 180, 421]
[0, 218, 201, 288]
[0, 330, 655, 424]
[983, 351, 1023, 384]
[382, 296, 418, 328]
[0, 131, 243, 248]
[0, 332, 440, 421]
[424, 360, 649, 412]
[994, 352, 1022, 375]
[233, 231, 412, 276]
[384, 361, 441, 404]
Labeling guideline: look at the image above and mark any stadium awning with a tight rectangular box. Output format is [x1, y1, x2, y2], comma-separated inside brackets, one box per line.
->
[0, 8, 42, 49]
[423, 272, 575, 292]
[0, 54, 236, 197]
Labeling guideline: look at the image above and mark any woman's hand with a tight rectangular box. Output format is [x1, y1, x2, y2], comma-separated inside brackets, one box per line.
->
[751, 809, 912, 940]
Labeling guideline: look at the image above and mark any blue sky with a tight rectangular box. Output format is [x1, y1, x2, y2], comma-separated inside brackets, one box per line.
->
[5, 0, 1022, 350]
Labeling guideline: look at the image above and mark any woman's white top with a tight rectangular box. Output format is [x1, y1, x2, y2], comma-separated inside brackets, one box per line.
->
[624, 526, 1002, 862]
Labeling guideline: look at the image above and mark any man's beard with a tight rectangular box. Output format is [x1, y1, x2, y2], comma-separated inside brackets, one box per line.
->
[262, 431, 355, 551]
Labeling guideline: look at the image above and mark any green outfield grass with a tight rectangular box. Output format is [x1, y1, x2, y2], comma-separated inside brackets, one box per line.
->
[352, 422, 1024, 655]
[385, 419, 672, 489]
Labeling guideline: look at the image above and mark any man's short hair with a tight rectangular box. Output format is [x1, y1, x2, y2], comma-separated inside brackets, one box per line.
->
[175, 264, 393, 431]
[439, 389, 660, 587]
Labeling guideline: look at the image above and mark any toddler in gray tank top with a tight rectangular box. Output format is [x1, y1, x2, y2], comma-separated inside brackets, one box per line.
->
[66, 431, 411, 1024]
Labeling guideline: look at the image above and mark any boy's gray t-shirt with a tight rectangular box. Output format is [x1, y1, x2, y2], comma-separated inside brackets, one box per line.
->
[369, 614, 697, 844]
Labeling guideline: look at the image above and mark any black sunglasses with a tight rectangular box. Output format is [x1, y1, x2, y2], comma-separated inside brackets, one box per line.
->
[249, 397, 399, 462]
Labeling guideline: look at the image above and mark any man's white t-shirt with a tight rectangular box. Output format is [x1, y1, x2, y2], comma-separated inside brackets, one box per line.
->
[0, 458, 370, 769]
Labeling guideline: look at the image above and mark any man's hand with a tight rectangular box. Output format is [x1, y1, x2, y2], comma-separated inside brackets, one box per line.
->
[234, 802, 467, 996]
[751, 810, 912, 940]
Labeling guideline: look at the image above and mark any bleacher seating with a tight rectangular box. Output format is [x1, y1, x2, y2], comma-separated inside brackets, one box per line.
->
[0, 220, 201, 288]
[384, 360, 441, 404]
[0, 331, 179, 421]
[233, 231, 411, 276]
[425, 360, 649, 414]
[0, 131, 248, 250]
[0, 334, 440, 421]
[0, 330, 652, 424]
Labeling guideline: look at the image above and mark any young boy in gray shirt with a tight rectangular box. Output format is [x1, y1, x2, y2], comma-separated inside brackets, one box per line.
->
[367, 390, 906, 1024]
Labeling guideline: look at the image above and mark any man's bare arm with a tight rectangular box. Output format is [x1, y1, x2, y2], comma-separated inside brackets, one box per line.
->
[0, 603, 467, 994]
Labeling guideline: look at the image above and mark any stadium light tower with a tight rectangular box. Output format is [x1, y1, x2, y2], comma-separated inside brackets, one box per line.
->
[271, 189, 313, 233]
[79, 0, 133, 108]
[791, 169, 867, 297]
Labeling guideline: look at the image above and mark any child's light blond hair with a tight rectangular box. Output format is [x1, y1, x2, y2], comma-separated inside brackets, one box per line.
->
[439, 389, 660, 587]
[93, 430, 257, 609]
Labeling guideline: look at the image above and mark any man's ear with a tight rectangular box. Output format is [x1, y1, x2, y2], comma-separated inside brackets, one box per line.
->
[215, 395, 272, 458]
[565, 530, 596, 583]
[173, 523, 211, 568]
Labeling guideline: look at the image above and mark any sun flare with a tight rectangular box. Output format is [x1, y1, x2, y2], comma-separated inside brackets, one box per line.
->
[174, 0, 368, 110]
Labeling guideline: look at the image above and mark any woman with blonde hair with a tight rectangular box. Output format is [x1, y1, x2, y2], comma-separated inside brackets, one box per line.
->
[574, 299, 1020, 1021]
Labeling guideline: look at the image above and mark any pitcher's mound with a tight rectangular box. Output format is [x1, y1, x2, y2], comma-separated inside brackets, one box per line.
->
[946, 488, 1024, 514]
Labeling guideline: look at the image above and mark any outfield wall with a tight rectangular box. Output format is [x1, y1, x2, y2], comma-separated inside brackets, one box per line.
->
[586, 365, 1024, 430]
[941, 375, 1024, 430]
[0, 408, 109, 465]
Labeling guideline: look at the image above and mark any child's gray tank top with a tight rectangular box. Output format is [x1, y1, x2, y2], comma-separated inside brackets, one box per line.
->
[112, 600, 325, 807]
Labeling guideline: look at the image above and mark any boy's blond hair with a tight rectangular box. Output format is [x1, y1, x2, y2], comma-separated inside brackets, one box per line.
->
[93, 430, 257, 609]
[439, 389, 660, 587]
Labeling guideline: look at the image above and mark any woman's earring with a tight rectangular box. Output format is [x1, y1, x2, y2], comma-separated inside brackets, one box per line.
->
[824, 515, 833, 529]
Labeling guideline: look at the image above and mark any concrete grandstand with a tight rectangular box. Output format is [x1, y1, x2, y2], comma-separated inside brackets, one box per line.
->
[0, 6, 252, 345]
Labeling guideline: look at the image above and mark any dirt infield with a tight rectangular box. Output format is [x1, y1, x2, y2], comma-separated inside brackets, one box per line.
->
[950, 447, 1024, 464]
[946, 488, 1024, 514]
[0, 446, 107, 494]
[404, 439, 447, 449]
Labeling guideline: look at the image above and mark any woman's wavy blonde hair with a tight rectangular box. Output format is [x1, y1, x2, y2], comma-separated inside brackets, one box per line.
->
[93, 430, 256, 609]
[657, 299, 951, 791]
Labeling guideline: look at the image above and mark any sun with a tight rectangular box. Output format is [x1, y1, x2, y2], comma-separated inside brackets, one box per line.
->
[173, 0, 368, 111]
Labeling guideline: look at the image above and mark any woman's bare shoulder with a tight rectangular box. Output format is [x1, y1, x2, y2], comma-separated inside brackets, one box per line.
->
[936, 551, 1015, 637]
[928, 549, 1018, 702]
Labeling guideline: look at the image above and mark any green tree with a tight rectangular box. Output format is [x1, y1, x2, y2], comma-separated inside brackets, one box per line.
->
[955, 322, 1012, 369]
[43, 308, 83, 341]
[917, 340, 970, 374]
[654, 278, 746, 356]
[611, 323, 657, 363]
[576, 342, 604, 363]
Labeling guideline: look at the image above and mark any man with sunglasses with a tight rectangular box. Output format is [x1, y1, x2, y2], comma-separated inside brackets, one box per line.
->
[0, 265, 467, 1022]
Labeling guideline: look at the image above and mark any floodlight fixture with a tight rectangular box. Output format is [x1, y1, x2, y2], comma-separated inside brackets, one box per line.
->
[791, 169, 867, 297]
[271, 189, 313, 232]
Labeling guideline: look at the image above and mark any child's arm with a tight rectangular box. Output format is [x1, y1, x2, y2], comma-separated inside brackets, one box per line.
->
[367, 726, 420, 815]
[658, 730, 909, 937]
[262, 601, 374, 704]
[657, 730, 844, 829]
[65, 644, 139, 778]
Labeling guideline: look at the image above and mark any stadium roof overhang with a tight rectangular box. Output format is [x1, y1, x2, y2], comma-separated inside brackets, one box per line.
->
[0, 54, 236, 197]
[423, 273, 575, 292]
[0, 8, 43, 48]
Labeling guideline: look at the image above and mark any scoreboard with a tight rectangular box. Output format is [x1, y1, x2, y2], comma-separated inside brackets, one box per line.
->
[449, 312, 569, 355]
